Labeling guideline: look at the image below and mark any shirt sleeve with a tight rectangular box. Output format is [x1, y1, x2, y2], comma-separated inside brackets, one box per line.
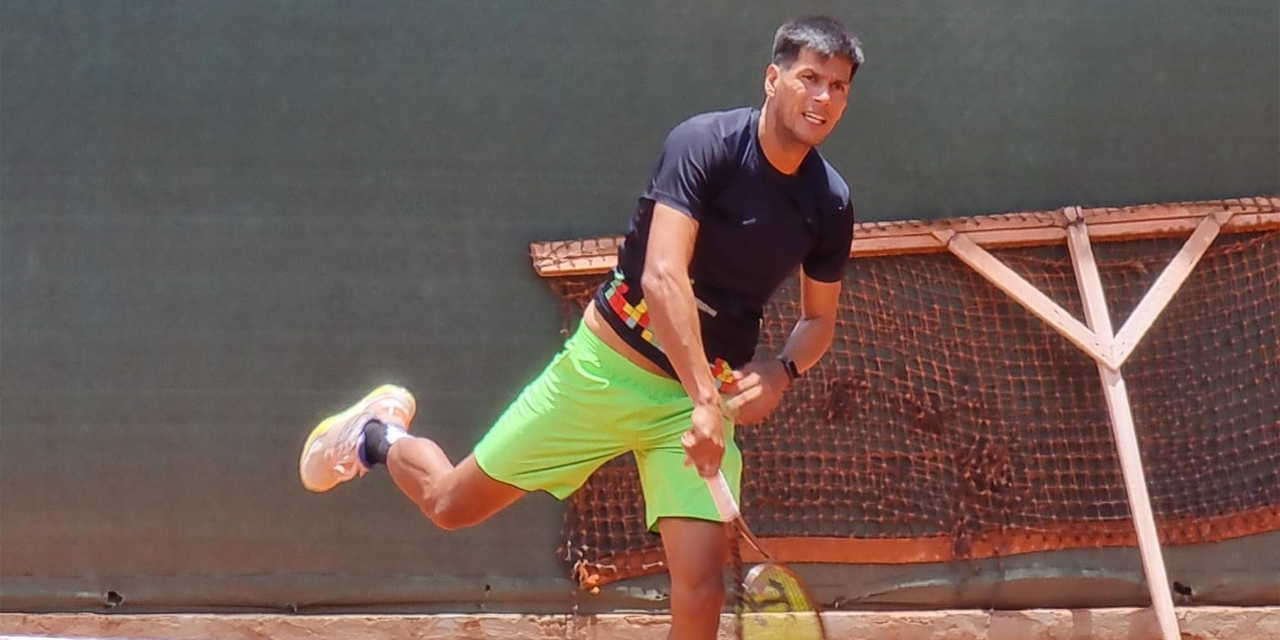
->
[642, 117, 729, 222]
[802, 198, 855, 283]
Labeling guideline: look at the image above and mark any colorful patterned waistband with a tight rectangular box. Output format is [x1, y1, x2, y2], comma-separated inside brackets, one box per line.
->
[603, 271, 739, 393]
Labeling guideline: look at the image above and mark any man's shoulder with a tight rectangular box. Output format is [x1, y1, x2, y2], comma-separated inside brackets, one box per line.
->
[677, 107, 755, 130]
[667, 107, 755, 150]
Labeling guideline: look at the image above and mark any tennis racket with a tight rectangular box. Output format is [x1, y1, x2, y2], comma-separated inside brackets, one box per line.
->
[706, 471, 827, 640]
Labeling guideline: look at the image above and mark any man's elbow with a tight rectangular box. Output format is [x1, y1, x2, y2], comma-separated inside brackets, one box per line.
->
[641, 263, 682, 301]
[807, 313, 839, 345]
[801, 308, 839, 327]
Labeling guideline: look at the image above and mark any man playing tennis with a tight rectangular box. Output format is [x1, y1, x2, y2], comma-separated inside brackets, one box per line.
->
[299, 16, 862, 640]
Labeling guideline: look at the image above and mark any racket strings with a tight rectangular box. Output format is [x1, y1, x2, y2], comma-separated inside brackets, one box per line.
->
[739, 564, 826, 639]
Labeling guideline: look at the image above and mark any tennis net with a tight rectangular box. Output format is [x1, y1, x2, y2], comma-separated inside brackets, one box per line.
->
[531, 198, 1280, 588]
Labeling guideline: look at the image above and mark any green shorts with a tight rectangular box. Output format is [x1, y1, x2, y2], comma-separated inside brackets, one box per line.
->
[473, 320, 741, 530]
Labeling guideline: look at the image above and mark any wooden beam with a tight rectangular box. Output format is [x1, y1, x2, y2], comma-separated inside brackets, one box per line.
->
[529, 204, 1279, 277]
[933, 230, 1113, 367]
[1064, 208, 1116, 346]
[578, 504, 1280, 587]
[1079, 197, 1279, 223]
[851, 211, 1277, 259]
[1111, 211, 1232, 367]
[530, 236, 624, 276]
[1066, 214, 1182, 640]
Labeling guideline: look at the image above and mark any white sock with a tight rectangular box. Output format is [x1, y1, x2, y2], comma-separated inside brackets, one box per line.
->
[383, 423, 410, 444]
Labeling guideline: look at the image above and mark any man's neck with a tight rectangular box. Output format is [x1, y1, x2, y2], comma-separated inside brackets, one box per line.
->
[757, 102, 810, 175]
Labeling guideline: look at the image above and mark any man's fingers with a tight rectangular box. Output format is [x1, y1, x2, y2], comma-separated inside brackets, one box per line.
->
[724, 398, 745, 423]
[681, 429, 724, 477]
[682, 433, 696, 469]
[734, 384, 765, 405]
[733, 370, 764, 390]
[725, 385, 764, 419]
[723, 397, 741, 418]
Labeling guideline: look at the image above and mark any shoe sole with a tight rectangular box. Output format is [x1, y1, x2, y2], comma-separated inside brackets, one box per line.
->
[299, 384, 416, 492]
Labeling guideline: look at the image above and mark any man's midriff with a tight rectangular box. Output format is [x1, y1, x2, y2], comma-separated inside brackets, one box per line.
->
[583, 300, 674, 379]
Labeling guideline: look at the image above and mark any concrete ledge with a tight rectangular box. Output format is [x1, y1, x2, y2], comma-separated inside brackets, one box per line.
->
[3, 609, 1279, 640]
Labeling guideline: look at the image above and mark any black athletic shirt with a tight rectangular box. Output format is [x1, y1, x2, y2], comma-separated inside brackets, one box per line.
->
[594, 107, 854, 382]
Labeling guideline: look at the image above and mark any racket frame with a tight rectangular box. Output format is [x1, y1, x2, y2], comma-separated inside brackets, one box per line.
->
[706, 471, 828, 640]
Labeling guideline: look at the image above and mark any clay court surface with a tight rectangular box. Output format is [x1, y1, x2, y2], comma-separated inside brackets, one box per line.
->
[2, 609, 1279, 640]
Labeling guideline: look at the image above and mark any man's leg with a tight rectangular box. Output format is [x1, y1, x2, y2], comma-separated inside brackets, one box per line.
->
[385, 442, 524, 531]
[630, 401, 741, 640]
[302, 321, 639, 536]
[660, 517, 729, 640]
[299, 385, 525, 531]
[302, 318, 633, 532]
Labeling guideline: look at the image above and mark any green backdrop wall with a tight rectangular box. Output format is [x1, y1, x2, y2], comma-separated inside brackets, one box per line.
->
[2, 0, 1276, 612]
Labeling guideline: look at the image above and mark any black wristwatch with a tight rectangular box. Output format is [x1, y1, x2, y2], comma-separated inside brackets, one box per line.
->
[777, 356, 801, 382]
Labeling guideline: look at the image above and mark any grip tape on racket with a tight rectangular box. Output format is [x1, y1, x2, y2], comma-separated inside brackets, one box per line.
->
[705, 471, 740, 522]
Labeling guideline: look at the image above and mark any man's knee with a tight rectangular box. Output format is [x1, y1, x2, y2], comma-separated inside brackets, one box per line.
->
[669, 558, 727, 612]
[671, 577, 726, 612]
[660, 517, 730, 612]
[421, 494, 488, 531]
[416, 472, 524, 532]
[385, 469, 484, 531]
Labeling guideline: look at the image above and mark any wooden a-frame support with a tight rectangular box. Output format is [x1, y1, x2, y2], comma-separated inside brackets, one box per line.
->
[933, 207, 1235, 640]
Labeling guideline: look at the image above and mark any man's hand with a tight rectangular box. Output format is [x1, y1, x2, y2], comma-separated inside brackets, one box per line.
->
[681, 403, 726, 477]
[724, 358, 792, 425]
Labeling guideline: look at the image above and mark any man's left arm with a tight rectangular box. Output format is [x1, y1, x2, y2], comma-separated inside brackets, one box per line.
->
[726, 271, 841, 424]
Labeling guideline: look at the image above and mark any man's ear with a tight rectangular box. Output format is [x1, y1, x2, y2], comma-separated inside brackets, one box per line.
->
[763, 63, 780, 99]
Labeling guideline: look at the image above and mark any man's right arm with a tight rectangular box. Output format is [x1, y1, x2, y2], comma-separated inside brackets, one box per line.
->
[642, 202, 725, 477]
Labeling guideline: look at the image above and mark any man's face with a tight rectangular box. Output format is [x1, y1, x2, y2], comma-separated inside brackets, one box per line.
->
[765, 47, 853, 147]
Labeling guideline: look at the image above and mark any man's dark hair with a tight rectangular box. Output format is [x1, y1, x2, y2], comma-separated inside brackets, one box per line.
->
[772, 16, 864, 78]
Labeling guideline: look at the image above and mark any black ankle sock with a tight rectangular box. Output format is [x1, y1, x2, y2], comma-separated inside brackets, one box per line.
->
[362, 419, 394, 466]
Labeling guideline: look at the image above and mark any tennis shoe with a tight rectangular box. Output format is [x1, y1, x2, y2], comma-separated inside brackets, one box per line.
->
[299, 384, 416, 492]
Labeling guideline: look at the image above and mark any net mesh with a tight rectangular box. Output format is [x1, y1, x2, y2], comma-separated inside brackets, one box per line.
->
[543, 207, 1280, 589]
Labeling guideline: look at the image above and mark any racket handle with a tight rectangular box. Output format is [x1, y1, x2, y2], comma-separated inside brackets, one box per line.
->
[705, 471, 740, 522]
